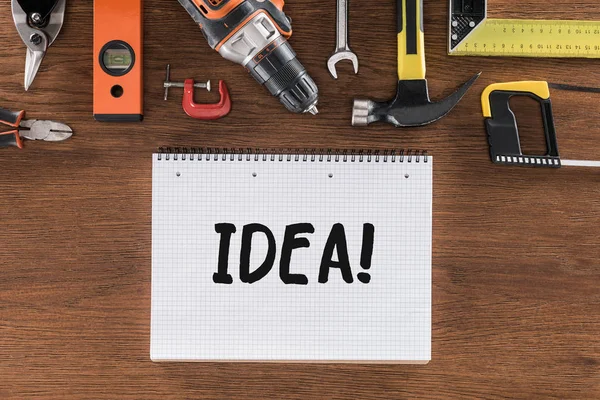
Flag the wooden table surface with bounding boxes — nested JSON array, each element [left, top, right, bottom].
[[1, 0, 599, 398]]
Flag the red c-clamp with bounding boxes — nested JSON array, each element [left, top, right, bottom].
[[163, 65, 232, 120], [183, 79, 231, 120]]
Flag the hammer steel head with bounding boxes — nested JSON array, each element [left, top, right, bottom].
[[327, 50, 359, 79], [352, 73, 481, 127]]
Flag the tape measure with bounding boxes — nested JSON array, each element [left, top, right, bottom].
[[449, 0, 600, 58]]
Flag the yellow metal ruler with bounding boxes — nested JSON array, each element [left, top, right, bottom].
[[449, 0, 600, 58]]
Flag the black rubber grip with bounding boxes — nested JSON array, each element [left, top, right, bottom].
[[486, 90, 560, 167], [276, 72, 319, 114], [246, 37, 295, 84], [0, 131, 22, 149], [0, 107, 23, 127], [263, 58, 305, 95]]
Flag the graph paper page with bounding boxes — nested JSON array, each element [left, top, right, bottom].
[[151, 153, 432, 362]]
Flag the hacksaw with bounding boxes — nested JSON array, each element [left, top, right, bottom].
[[481, 81, 600, 168], [449, 0, 600, 58]]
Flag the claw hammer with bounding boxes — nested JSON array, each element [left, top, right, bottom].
[[352, 0, 480, 127]]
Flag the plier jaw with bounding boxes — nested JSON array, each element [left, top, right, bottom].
[[11, 0, 66, 91]]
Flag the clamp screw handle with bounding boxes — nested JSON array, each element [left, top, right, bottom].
[[163, 64, 211, 101]]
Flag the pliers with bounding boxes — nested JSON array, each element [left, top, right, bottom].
[[0, 107, 72, 149], [11, 0, 66, 90]]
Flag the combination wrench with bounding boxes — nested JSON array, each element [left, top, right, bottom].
[[327, 0, 359, 79]]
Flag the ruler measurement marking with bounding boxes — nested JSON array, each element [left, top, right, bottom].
[[453, 19, 600, 57]]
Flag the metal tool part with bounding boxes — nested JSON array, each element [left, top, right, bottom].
[[482, 81, 600, 168], [19, 120, 73, 142], [12, 0, 66, 90], [163, 65, 231, 121], [0, 106, 72, 149], [327, 0, 358, 79], [177, 0, 318, 115], [352, 0, 480, 127], [163, 64, 210, 101]]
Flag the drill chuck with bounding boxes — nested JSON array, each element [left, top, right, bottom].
[[245, 38, 319, 114]]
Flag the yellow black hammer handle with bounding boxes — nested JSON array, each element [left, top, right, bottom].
[[398, 0, 426, 80]]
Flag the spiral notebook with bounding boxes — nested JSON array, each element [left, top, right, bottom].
[[151, 149, 432, 363]]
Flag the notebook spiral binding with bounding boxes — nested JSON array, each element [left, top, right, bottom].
[[157, 148, 428, 163]]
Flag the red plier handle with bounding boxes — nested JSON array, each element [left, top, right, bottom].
[[183, 80, 232, 120], [0, 108, 25, 149]]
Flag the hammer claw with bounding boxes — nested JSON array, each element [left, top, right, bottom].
[[352, 72, 481, 127]]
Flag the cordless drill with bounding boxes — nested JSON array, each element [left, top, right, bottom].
[[178, 0, 319, 115]]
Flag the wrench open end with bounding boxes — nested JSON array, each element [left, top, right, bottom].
[[327, 51, 359, 80], [329, 0, 358, 80]]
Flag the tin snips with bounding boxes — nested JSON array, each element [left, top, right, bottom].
[[11, 0, 66, 91]]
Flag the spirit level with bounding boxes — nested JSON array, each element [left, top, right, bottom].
[[449, 0, 600, 58], [93, 0, 143, 122]]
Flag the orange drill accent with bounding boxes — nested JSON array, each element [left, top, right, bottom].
[[271, 0, 285, 11], [191, 0, 244, 20], [93, 0, 143, 118]]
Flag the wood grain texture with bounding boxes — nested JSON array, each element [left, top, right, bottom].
[[0, 0, 599, 398]]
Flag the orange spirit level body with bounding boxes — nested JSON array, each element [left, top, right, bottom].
[[93, 0, 143, 122]]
